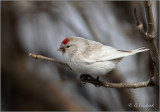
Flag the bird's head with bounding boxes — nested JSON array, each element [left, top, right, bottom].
[[57, 37, 80, 55], [58, 36, 88, 55]]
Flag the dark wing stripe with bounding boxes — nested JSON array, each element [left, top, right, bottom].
[[117, 50, 132, 53]]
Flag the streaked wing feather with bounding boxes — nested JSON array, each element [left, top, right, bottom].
[[83, 46, 132, 63]]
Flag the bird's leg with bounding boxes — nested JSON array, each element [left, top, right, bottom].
[[80, 74, 91, 84], [80, 74, 102, 87]]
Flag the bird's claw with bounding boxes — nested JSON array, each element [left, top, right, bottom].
[[80, 75, 102, 87], [80, 74, 90, 84]]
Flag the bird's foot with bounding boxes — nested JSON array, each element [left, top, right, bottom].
[[80, 74, 90, 84], [80, 74, 102, 87]]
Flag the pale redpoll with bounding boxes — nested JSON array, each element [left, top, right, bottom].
[[58, 36, 149, 76]]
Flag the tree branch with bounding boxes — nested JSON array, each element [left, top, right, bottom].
[[29, 53, 71, 69], [134, 1, 155, 40], [134, 8, 147, 38], [144, 1, 155, 39], [29, 53, 156, 88], [133, 1, 159, 86], [80, 75, 154, 88]]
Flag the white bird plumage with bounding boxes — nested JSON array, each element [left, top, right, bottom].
[[58, 36, 149, 76]]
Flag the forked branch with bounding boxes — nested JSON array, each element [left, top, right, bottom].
[[134, 1, 155, 40], [134, 1, 159, 85]]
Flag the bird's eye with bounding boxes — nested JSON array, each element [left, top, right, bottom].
[[66, 46, 70, 48]]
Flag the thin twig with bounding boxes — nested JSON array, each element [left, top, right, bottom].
[[144, 1, 155, 39], [29, 53, 71, 69], [134, 8, 147, 38], [29, 53, 155, 88]]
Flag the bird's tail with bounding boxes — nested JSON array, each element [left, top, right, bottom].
[[105, 47, 149, 61], [131, 47, 150, 54]]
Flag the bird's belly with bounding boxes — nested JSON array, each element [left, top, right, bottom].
[[86, 61, 116, 76], [68, 60, 116, 76]]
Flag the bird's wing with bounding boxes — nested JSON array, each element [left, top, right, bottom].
[[81, 40, 149, 64], [96, 46, 131, 61], [98, 47, 149, 61], [81, 40, 127, 63], [82, 45, 133, 63]]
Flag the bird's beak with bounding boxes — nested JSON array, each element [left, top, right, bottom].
[[57, 48, 64, 52]]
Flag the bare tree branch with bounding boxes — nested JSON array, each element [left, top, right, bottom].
[[80, 75, 154, 88], [29, 53, 71, 69], [134, 8, 147, 38], [144, 1, 155, 39], [133, 1, 159, 86], [134, 1, 155, 40], [29, 53, 156, 88]]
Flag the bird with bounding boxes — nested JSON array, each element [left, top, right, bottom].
[[57, 36, 149, 77]]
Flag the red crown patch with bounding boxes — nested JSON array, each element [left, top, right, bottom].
[[62, 38, 69, 45]]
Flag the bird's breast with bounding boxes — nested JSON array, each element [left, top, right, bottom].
[[64, 52, 87, 73]]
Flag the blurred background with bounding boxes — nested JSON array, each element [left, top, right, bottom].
[[1, 1, 159, 111]]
